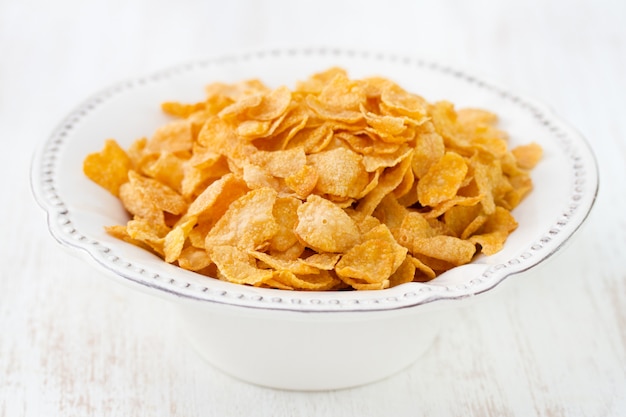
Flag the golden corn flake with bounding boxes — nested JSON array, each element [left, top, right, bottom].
[[177, 246, 212, 271], [269, 196, 301, 252], [335, 239, 401, 286], [285, 164, 318, 198], [127, 170, 187, 216], [205, 187, 278, 251], [210, 245, 274, 286], [164, 216, 196, 263], [83, 139, 132, 196], [268, 270, 342, 291], [512, 142, 543, 170], [307, 147, 369, 199], [146, 119, 193, 154], [84, 68, 541, 290], [294, 194, 360, 253], [418, 152, 468, 207]]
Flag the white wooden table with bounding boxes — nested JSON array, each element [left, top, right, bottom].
[[2, 0, 625, 415]]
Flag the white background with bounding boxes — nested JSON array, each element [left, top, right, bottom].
[[2, 0, 625, 415]]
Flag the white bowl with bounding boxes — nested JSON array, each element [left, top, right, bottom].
[[31, 48, 598, 391]]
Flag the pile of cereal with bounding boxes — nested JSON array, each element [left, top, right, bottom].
[[83, 67, 541, 290]]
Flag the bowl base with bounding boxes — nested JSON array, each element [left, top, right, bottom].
[[174, 301, 445, 391]]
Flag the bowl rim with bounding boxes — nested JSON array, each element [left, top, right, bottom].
[[31, 47, 599, 313]]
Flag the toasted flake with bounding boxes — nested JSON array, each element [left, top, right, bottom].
[[83, 139, 131, 196], [295, 195, 360, 253], [205, 188, 279, 251]]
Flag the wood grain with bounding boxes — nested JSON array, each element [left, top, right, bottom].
[[1, 0, 625, 415]]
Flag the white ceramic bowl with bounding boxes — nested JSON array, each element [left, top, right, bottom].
[[31, 48, 598, 391]]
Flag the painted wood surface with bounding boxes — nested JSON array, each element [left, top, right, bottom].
[[1, 0, 625, 415]]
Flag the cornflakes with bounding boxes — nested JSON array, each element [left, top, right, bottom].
[[83, 68, 541, 290]]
